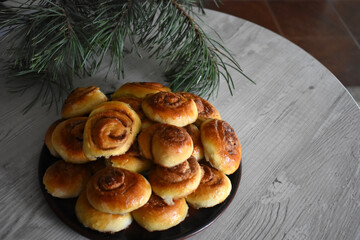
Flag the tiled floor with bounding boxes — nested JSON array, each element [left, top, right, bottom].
[[205, 0, 360, 92]]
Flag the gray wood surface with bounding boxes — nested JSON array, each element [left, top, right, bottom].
[[1, 9, 360, 240]]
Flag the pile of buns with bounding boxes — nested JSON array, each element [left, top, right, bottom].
[[43, 82, 241, 233]]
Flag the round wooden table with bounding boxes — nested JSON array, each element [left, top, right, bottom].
[[1, 9, 359, 240]]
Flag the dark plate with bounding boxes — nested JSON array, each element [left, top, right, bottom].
[[39, 146, 242, 240]]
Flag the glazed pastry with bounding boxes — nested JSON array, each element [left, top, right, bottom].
[[186, 164, 232, 209], [83, 101, 141, 160], [105, 142, 152, 173], [111, 82, 171, 99], [142, 92, 198, 127], [152, 124, 193, 167], [43, 160, 91, 198], [112, 96, 154, 129], [86, 167, 151, 214], [178, 92, 221, 126], [137, 123, 163, 160], [45, 119, 62, 158], [51, 117, 89, 164], [201, 119, 241, 175], [75, 190, 132, 233], [132, 194, 188, 232], [184, 124, 204, 161], [148, 157, 202, 204], [61, 86, 108, 119]]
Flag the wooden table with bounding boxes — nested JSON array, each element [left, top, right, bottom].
[[1, 9, 360, 240]]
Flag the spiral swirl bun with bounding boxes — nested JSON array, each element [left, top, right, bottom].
[[132, 194, 188, 232], [111, 82, 171, 99], [184, 124, 204, 161], [83, 101, 141, 160], [142, 92, 198, 127], [137, 123, 163, 160], [45, 119, 62, 158], [186, 164, 232, 209], [200, 119, 241, 175], [148, 157, 202, 202], [86, 167, 151, 214], [61, 86, 108, 119], [52, 117, 89, 164]]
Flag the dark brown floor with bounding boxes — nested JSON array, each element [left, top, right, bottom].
[[205, 0, 360, 86]]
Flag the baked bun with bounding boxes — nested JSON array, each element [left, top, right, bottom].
[[112, 96, 154, 129], [105, 142, 152, 173], [45, 119, 62, 158], [137, 123, 163, 160], [184, 124, 204, 161], [186, 164, 232, 208], [152, 124, 193, 167], [83, 101, 141, 160], [142, 92, 198, 127], [43, 160, 91, 198], [132, 194, 188, 232], [200, 119, 241, 175], [111, 82, 171, 99], [148, 157, 202, 204], [52, 117, 89, 164], [61, 86, 108, 119], [86, 167, 151, 214], [179, 92, 221, 126], [75, 190, 132, 233]]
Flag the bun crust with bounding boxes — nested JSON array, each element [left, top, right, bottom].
[[111, 82, 171, 99], [43, 160, 91, 198], [86, 167, 151, 214], [142, 92, 198, 127], [45, 119, 62, 158], [132, 194, 188, 232], [184, 124, 204, 161], [186, 164, 232, 208], [201, 119, 241, 175], [61, 86, 107, 119], [137, 123, 163, 160], [52, 117, 89, 164], [75, 190, 132, 233]]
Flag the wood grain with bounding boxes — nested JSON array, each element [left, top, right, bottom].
[[0, 9, 360, 240]]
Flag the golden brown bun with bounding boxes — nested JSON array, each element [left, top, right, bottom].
[[200, 119, 241, 175], [75, 190, 132, 233], [52, 117, 89, 164], [111, 82, 171, 99], [184, 124, 204, 161], [142, 92, 198, 127], [112, 96, 154, 129], [186, 164, 232, 208], [132, 194, 188, 232], [137, 123, 163, 160], [43, 160, 91, 198], [105, 142, 152, 173], [178, 92, 221, 126], [45, 120, 62, 158], [148, 157, 202, 203], [83, 101, 141, 160], [152, 124, 193, 167], [61, 86, 108, 119], [86, 167, 152, 214]]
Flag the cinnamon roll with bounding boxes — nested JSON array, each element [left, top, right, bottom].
[[75, 190, 132, 233], [61, 86, 108, 119], [148, 157, 202, 204], [152, 124, 193, 167], [178, 92, 221, 126], [201, 119, 241, 175], [86, 167, 152, 214], [105, 142, 152, 173], [184, 124, 204, 161], [132, 194, 188, 232], [45, 119, 62, 158], [43, 160, 91, 198], [112, 96, 154, 129], [186, 164, 232, 209], [142, 92, 198, 127], [51, 117, 89, 164], [111, 82, 171, 99], [83, 101, 141, 160], [137, 123, 163, 160]]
